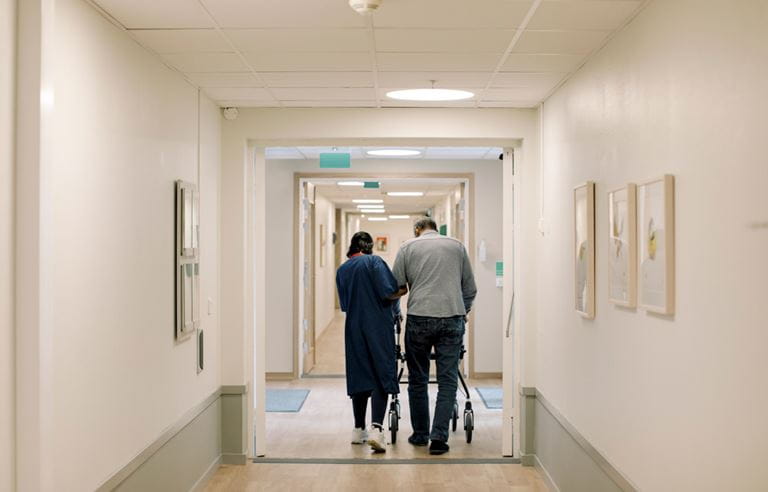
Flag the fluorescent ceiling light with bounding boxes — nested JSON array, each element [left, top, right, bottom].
[[367, 217, 388, 221], [389, 215, 410, 219], [353, 199, 383, 204], [366, 149, 422, 157], [337, 181, 364, 186], [363, 209, 385, 214], [387, 191, 424, 197], [357, 204, 384, 209], [386, 88, 474, 102]]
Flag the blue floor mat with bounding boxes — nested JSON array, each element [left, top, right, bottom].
[[475, 387, 503, 410], [266, 389, 310, 412]]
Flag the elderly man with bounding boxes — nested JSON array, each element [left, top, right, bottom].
[[392, 217, 477, 455]]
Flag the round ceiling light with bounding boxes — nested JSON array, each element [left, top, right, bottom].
[[366, 149, 422, 157], [386, 88, 475, 102]]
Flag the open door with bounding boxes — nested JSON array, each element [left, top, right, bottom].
[[302, 182, 317, 374]]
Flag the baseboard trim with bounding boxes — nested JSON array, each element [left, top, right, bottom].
[[266, 372, 295, 380], [534, 454, 561, 492], [222, 453, 248, 465], [97, 385, 248, 491], [471, 372, 502, 379], [96, 389, 221, 491], [190, 456, 222, 492], [535, 390, 637, 491]]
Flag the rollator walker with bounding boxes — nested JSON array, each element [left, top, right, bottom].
[[387, 315, 475, 444]]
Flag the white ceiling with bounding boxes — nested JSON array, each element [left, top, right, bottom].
[[91, 0, 645, 108], [312, 177, 463, 214], [267, 146, 502, 160]]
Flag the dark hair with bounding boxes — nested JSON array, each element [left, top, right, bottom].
[[414, 217, 437, 232], [347, 231, 374, 258]]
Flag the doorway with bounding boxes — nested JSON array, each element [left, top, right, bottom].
[[255, 144, 518, 460]]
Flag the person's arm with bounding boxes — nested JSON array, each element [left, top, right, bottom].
[[371, 256, 400, 302], [460, 245, 477, 313], [336, 269, 349, 313], [391, 246, 409, 298]]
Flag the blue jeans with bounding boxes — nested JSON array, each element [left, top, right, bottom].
[[405, 315, 465, 442]]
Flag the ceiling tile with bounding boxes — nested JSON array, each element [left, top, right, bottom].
[[260, 72, 374, 88], [93, 0, 214, 28], [129, 29, 230, 53], [491, 72, 565, 88], [478, 101, 540, 108], [502, 53, 583, 72], [375, 29, 514, 53], [266, 148, 305, 159], [216, 100, 281, 107], [529, 1, 642, 30], [513, 30, 610, 54], [244, 52, 372, 71], [280, 101, 377, 107], [226, 29, 371, 53], [163, 53, 247, 72], [203, 87, 273, 101], [202, 0, 367, 28], [373, 0, 534, 28], [185, 72, 262, 88], [481, 87, 552, 101], [272, 88, 376, 101], [377, 72, 491, 88], [378, 53, 500, 71]]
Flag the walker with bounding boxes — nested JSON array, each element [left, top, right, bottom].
[[388, 315, 475, 444]]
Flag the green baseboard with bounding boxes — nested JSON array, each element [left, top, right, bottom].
[[97, 386, 247, 491]]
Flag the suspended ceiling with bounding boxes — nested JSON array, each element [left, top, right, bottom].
[[267, 146, 502, 160], [90, 0, 646, 109], [312, 177, 463, 214]]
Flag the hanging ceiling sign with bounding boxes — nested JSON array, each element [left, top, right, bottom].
[[319, 153, 351, 168]]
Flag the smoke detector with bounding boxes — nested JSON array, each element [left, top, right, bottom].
[[349, 0, 382, 15], [222, 107, 239, 121]]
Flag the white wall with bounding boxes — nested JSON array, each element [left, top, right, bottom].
[[265, 159, 503, 375], [313, 193, 336, 340], [46, 0, 221, 489], [356, 216, 414, 268], [537, 1, 768, 490], [1, 0, 16, 489]]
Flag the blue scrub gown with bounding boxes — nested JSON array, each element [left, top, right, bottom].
[[336, 254, 400, 397]]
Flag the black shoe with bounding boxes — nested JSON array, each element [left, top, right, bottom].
[[429, 440, 449, 455], [408, 434, 429, 446]]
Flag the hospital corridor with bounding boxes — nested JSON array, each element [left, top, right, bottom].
[[1, 0, 767, 491]]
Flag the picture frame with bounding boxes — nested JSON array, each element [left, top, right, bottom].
[[574, 182, 596, 319], [637, 175, 675, 315], [608, 184, 637, 307], [375, 236, 389, 252]]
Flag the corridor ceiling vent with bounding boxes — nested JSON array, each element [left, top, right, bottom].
[[349, 0, 382, 15], [386, 88, 474, 102], [366, 149, 422, 157]]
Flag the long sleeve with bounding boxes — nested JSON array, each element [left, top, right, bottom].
[[336, 269, 348, 312], [460, 246, 477, 312]]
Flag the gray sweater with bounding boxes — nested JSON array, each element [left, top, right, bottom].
[[392, 231, 477, 318]]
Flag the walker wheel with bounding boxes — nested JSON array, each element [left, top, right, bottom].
[[464, 409, 474, 443], [388, 408, 398, 444]]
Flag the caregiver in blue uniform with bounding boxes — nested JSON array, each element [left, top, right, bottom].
[[336, 231, 401, 453]]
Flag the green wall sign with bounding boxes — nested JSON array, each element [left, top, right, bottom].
[[319, 153, 351, 168]]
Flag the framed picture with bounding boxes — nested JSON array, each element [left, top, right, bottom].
[[638, 175, 675, 315], [608, 184, 637, 307], [375, 236, 388, 252], [574, 182, 596, 319]]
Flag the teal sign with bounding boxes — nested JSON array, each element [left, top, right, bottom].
[[319, 153, 351, 168], [495, 261, 504, 277], [364, 181, 380, 189]]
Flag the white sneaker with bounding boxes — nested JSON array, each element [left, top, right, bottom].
[[367, 425, 387, 453], [351, 427, 368, 444]]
